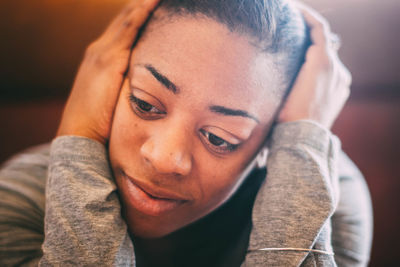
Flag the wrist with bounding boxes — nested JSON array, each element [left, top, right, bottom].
[[57, 123, 107, 145], [270, 120, 333, 155]]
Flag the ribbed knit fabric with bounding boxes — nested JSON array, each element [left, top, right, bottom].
[[0, 121, 373, 266]]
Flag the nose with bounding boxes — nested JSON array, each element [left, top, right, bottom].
[[140, 126, 193, 176]]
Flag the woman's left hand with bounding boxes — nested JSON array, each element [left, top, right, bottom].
[[57, 0, 160, 145], [277, 4, 352, 129]]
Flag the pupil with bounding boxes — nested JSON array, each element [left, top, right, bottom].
[[209, 133, 224, 146], [139, 100, 152, 111]]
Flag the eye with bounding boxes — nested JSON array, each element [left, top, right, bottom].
[[199, 129, 240, 154], [129, 93, 166, 119]]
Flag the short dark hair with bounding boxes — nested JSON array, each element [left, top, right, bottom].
[[149, 0, 310, 98]]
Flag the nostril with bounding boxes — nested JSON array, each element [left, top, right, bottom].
[[140, 140, 192, 176], [140, 132, 193, 176], [175, 155, 192, 176], [140, 140, 154, 164], [142, 155, 151, 165]]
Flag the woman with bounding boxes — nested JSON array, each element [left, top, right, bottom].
[[0, 0, 372, 266]]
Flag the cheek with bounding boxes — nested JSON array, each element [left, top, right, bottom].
[[109, 84, 144, 168], [193, 152, 252, 211], [194, 129, 267, 210]]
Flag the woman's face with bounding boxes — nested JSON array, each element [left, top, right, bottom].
[[109, 14, 285, 238]]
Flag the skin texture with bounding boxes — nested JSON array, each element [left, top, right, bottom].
[[109, 16, 283, 238], [278, 4, 351, 128], [57, 0, 162, 144], [57, 0, 351, 238]]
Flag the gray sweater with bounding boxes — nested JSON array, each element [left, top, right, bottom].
[[0, 121, 373, 266]]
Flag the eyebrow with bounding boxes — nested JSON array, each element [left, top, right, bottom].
[[134, 64, 258, 123], [142, 64, 179, 94], [210, 105, 260, 123]]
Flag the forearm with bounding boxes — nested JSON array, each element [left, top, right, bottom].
[[244, 121, 340, 266], [0, 145, 48, 266], [40, 136, 134, 266], [331, 152, 373, 266]]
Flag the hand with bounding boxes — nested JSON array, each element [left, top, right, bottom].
[[57, 0, 160, 145], [277, 4, 352, 129]]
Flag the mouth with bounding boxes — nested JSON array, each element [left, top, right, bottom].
[[122, 172, 189, 216]]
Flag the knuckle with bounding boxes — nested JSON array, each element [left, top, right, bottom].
[[313, 47, 333, 69], [93, 54, 108, 67], [85, 42, 108, 67], [84, 41, 128, 69], [338, 63, 352, 86], [85, 41, 102, 59]]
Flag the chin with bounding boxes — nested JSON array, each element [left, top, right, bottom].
[[113, 170, 188, 238]]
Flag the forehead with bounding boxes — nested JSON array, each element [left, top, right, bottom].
[[131, 14, 285, 121]]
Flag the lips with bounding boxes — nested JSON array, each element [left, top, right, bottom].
[[122, 172, 189, 216], [130, 175, 188, 201]]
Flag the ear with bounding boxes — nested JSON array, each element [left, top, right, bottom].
[[255, 147, 269, 168]]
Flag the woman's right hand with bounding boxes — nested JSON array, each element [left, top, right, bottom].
[[277, 4, 352, 130], [57, 0, 160, 145]]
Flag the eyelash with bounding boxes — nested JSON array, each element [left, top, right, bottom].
[[128, 93, 240, 154], [129, 93, 165, 119], [199, 129, 240, 154]]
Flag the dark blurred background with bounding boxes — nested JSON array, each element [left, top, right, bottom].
[[0, 0, 399, 266]]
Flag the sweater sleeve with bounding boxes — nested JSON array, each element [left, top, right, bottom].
[[0, 144, 49, 267], [243, 120, 373, 267], [331, 151, 373, 266], [39, 136, 135, 266], [243, 120, 341, 266]]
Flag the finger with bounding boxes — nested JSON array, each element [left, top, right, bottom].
[[102, 0, 160, 48], [334, 57, 351, 87], [103, 0, 142, 36], [296, 3, 331, 47], [113, 0, 161, 48], [295, 2, 331, 32], [303, 9, 328, 47]]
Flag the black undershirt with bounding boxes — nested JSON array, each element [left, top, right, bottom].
[[132, 167, 267, 267]]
